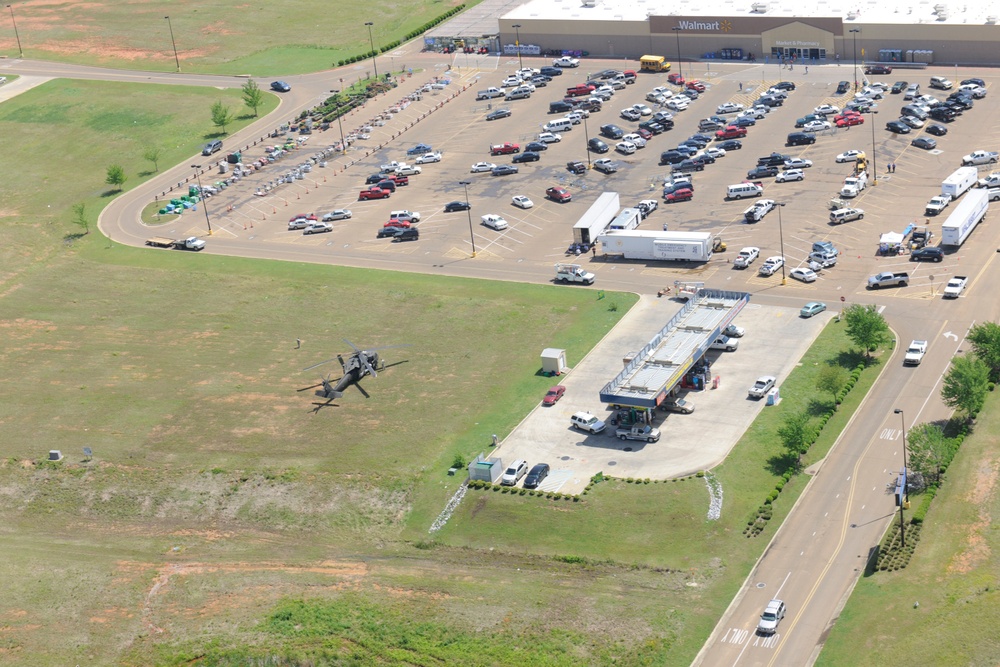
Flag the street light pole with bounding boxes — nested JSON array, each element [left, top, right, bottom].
[[672, 27, 682, 81], [894, 408, 909, 546], [850, 29, 860, 92], [776, 202, 787, 284], [459, 180, 476, 257], [512, 24, 523, 71], [869, 109, 878, 185], [164, 16, 180, 72], [190, 164, 213, 235], [365, 22, 379, 80], [7, 4, 23, 58]]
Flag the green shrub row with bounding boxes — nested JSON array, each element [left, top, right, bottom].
[[335, 5, 467, 68], [836, 363, 867, 404], [466, 479, 579, 501], [875, 521, 923, 571], [744, 362, 868, 538]]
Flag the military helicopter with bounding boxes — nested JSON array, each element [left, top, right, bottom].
[[300, 339, 410, 405]]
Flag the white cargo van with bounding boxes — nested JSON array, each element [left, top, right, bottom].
[[727, 182, 764, 200]]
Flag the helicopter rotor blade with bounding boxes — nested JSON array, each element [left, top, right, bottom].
[[302, 357, 338, 372]]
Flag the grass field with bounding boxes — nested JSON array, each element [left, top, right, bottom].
[[816, 390, 1000, 666], [0, 0, 472, 75]]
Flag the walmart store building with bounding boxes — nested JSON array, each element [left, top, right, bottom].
[[499, 0, 1000, 66]]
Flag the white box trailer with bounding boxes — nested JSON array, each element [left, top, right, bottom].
[[942, 166, 978, 199], [941, 188, 988, 246], [598, 230, 713, 262], [608, 207, 642, 232], [572, 192, 620, 245]]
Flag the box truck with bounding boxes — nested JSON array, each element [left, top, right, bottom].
[[597, 230, 713, 262], [941, 188, 988, 247], [942, 166, 978, 199]]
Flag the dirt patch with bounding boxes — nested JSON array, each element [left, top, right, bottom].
[[948, 456, 998, 574]]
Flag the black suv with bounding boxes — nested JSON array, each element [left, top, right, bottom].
[[659, 150, 687, 165], [588, 138, 609, 153], [747, 165, 779, 179], [549, 101, 574, 114], [891, 81, 908, 94], [677, 158, 705, 172], [910, 246, 944, 262], [836, 81, 851, 94], [539, 66, 563, 77], [773, 81, 796, 91], [717, 139, 742, 151], [929, 108, 956, 122], [786, 132, 817, 146]]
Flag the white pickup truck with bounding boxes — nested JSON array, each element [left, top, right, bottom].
[[943, 276, 968, 298], [904, 340, 928, 365], [733, 246, 760, 269], [555, 263, 596, 285], [867, 271, 909, 289], [476, 87, 506, 100], [925, 194, 953, 216], [962, 150, 999, 166]]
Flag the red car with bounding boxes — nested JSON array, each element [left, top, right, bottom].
[[686, 80, 706, 92], [542, 385, 566, 406], [715, 126, 747, 140], [835, 114, 864, 127], [289, 213, 318, 222], [566, 84, 595, 97], [664, 188, 693, 203], [546, 186, 572, 202], [668, 73, 685, 85], [358, 187, 390, 200], [636, 127, 653, 140], [384, 219, 411, 228]]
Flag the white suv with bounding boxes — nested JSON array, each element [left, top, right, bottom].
[[571, 412, 607, 433], [757, 599, 786, 634]]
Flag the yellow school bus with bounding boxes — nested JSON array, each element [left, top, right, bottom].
[[640, 55, 671, 72]]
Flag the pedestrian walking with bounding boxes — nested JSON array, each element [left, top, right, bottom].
[[893, 163, 897, 173], [739, 82, 743, 91], [805, 66, 808, 74], [592, 246, 596, 258]]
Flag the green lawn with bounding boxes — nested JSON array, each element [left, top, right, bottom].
[[0, 0, 474, 75], [816, 390, 1000, 666]]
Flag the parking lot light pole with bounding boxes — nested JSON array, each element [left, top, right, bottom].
[[512, 24, 523, 71], [894, 408, 909, 546], [850, 29, 860, 92], [776, 202, 787, 284], [8, 4, 23, 58], [672, 27, 682, 81], [365, 22, 379, 80], [869, 109, 878, 185], [164, 16, 180, 72], [191, 164, 213, 235], [582, 115, 592, 169], [459, 180, 476, 257]]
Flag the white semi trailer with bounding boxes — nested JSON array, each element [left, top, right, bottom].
[[597, 230, 713, 262], [941, 188, 988, 247]]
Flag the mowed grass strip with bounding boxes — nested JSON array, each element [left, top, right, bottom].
[[0, 0, 475, 75], [816, 389, 1000, 667]]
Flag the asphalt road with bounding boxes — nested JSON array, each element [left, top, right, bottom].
[[4, 50, 999, 665]]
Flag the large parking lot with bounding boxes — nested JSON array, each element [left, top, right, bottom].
[[186, 57, 997, 300]]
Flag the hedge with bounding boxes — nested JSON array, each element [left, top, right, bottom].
[[337, 5, 468, 67]]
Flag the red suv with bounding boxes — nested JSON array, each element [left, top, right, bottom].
[[664, 188, 693, 203], [668, 73, 685, 85], [546, 186, 572, 202], [715, 126, 747, 140], [686, 80, 706, 92]]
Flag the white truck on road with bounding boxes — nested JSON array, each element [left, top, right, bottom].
[[904, 340, 928, 365], [943, 276, 968, 298], [555, 263, 596, 285]]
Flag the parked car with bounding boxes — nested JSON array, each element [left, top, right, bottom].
[[588, 138, 609, 153], [303, 221, 333, 235], [926, 123, 948, 136], [593, 159, 619, 174], [470, 161, 496, 173], [486, 108, 512, 121], [321, 209, 352, 222], [886, 120, 910, 134], [546, 186, 572, 202], [481, 214, 509, 230], [444, 200, 471, 212], [512, 195, 534, 209], [512, 152, 540, 163], [542, 385, 566, 406], [523, 463, 550, 489], [776, 169, 805, 183], [912, 136, 937, 150], [747, 165, 779, 179], [492, 164, 519, 176], [790, 267, 818, 283]]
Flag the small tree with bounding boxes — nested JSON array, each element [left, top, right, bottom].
[[778, 412, 815, 460], [242, 79, 264, 117], [967, 322, 1000, 382], [143, 146, 163, 173], [210, 100, 235, 134], [843, 303, 891, 361], [906, 423, 952, 485], [815, 364, 848, 408], [105, 164, 127, 191], [941, 355, 990, 420], [70, 202, 89, 235]]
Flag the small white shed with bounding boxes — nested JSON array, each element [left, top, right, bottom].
[[541, 348, 567, 376]]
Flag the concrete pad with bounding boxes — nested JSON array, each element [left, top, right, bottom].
[[492, 296, 835, 494], [0, 75, 53, 103]]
